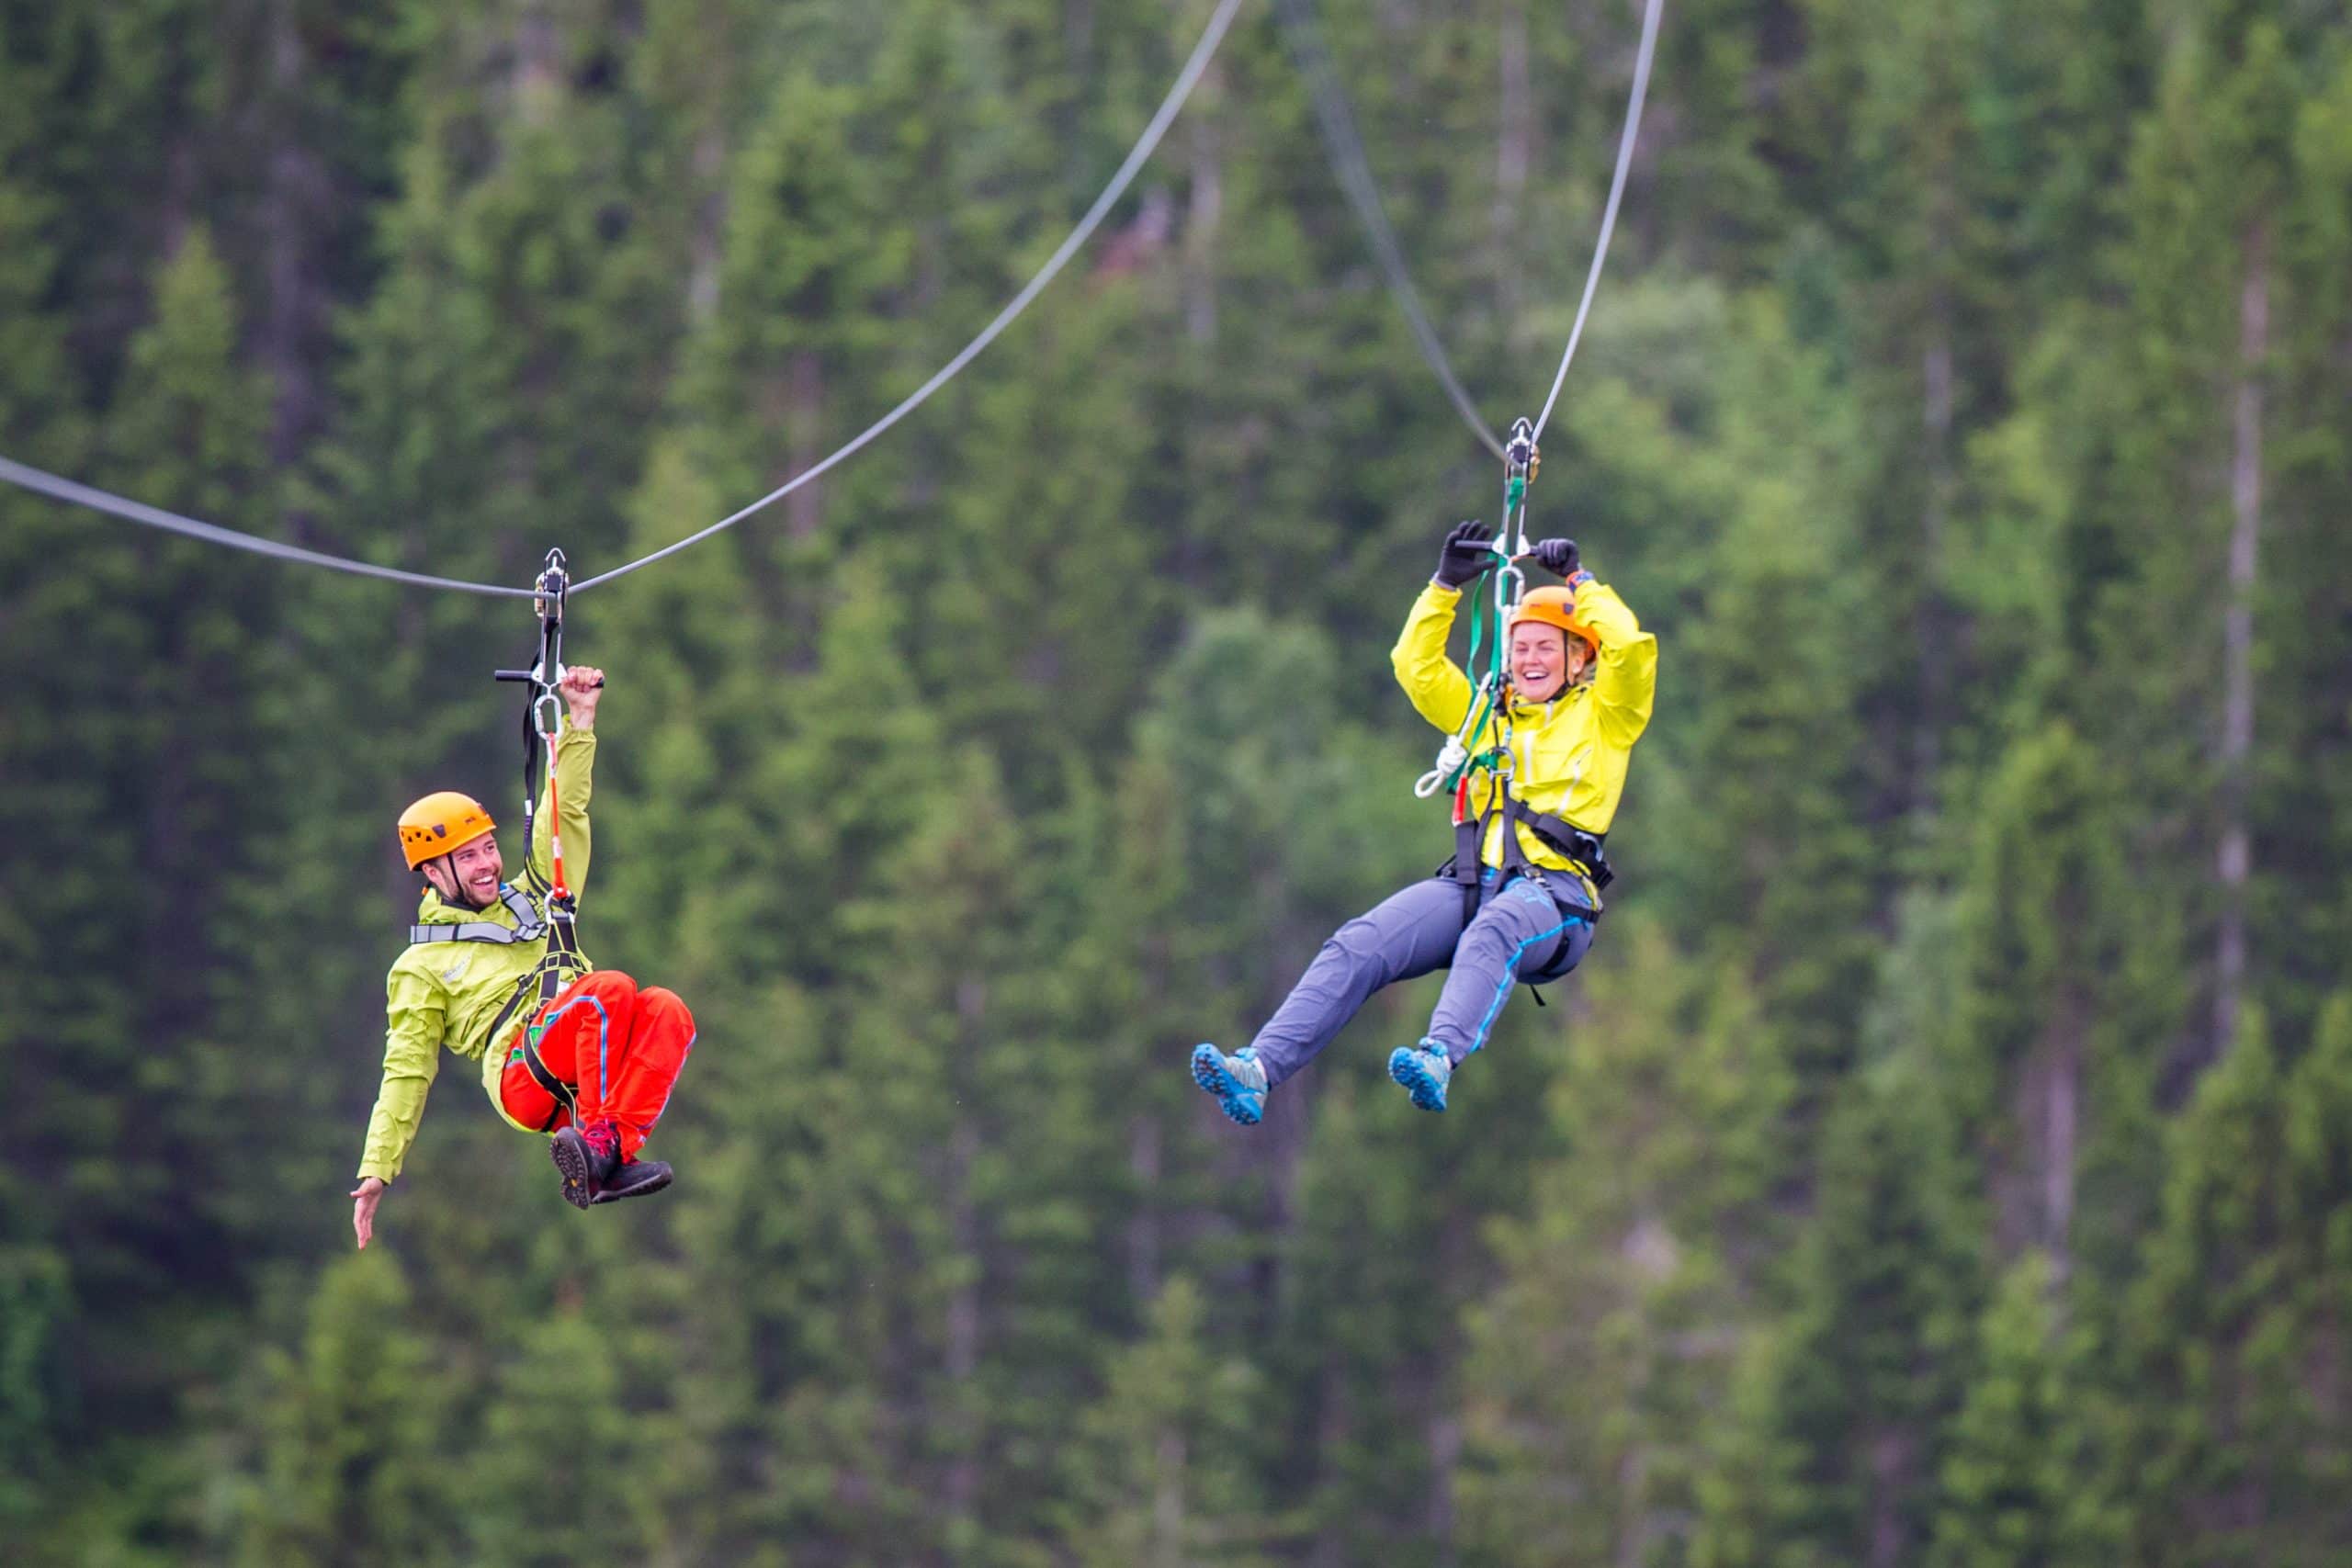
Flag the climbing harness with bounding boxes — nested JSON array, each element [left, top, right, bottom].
[[406, 884, 549, 947], [400, 550, 592, 1128], [1412, 422, 1614, 927]]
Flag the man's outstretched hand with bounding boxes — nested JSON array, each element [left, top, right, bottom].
[[351, 1177, 387, 1249], [560, 665, 605, 731]]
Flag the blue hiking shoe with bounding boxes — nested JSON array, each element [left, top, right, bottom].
[[1191, 1043, 1268, 1126], [1387, 1040, 1453, 1112]]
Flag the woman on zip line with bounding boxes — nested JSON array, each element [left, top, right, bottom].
[[1191, 517, 1656, 1118]]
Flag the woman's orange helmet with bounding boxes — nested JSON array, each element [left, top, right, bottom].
[[398, 792, 497, 869], [1506, 586, 1599, 655]]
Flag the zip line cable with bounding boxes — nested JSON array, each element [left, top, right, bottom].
[[567, 0, 1249, 594], [8, 0, 1642, 595], [1273, 0, 1504, 460], [0, 0, 1250, 600], [0, 455, 538, 598], [1532, 0, 1662, 441], [1278, 0, 1665, 452]]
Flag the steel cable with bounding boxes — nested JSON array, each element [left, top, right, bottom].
[[1277, 0, 1666, 452], [0, 455, 538, 597], [568, 0, 1250, 594], [0, 0, 1250, 601], [1274, 0, 1505, 459], [1532, 0, 1664, 441]]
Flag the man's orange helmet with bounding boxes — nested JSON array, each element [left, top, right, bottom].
[[398, 792, 496, 869], [1507, 586, 1599, 655]]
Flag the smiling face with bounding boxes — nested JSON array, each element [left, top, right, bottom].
[[1510, 623, 1589, 703], [421, 833, 504, 911]]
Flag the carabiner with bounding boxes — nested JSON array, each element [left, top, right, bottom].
[[1504, 417, 1537, 475], [536, 548, 570, 619]]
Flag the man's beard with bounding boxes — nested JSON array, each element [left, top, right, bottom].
[[435, 862, 497, 911]]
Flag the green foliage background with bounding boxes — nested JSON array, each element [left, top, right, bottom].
[[3, 1, 2349, 1562]]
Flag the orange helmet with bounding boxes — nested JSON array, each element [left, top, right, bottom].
[[1507, 586, 1599, 655], [397, 791, 496, 870]]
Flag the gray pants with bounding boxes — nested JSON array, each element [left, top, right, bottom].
[[1249, 868, 1596, 1089]]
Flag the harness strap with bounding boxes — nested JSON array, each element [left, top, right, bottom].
[[1441, 786, 1612, 923], [519, 1032, 576, 1133], [1500, 796, 1614, 891], [406, 919, 536, 945], [1452, 812, 1487, 924], [405, 885, 548, 946], [480, 950, 578, 1049]]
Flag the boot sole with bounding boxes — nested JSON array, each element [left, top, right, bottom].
[[1190, 1044, 1263, 1126], [1388, 1049, 1449, 1112], [590, 1162, 673, 1204], [549, 1127, 598, 1210]]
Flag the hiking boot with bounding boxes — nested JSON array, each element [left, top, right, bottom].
[[1190, 1043, 1268, 1126], [550, 1122, 622, 1209], [590, 1156, 674, 1204], [1387, 1039, 1453, 1112]]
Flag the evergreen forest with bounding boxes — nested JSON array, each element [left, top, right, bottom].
[[4, 0, 2351, 1562]]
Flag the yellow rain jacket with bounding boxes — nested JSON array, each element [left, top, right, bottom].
[[1391, 575, 1657, 893], [356, 727, 596, 1181]]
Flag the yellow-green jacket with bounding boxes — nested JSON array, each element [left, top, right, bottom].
[[356, 727, 596, 1181], [1391, 575, 1657, 889]]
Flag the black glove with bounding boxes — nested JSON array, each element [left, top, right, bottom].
[[1531, 537, 1580, 577], [1434, 521, 1497, 588]]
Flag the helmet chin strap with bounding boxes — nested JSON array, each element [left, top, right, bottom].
[[424, 853, 499, 911]]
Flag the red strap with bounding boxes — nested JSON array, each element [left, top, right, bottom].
[[542, 735, 571, 900]]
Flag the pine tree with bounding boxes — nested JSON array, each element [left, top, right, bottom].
[[1926, 1253, 2114, 1568], [2101, 998, 2352, 1567], [463, 1305, 655, 1566], [1459, 919, 1790, 1567], [1060, 1275, 1272, 1567], [1692, 1075, 1982, 1568], [0, 1246, 70, 1530], [238, 1252, 461, 1566], [1936, 723, 2175, 1280]]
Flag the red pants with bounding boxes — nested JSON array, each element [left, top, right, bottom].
[[499, 971, 695, 1158]]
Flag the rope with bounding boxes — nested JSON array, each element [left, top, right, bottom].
[[1273, 0, 1504, 460], [1532, 0, 1665, 442], [1276, 0, 1666, 451], [1, 0, 1248, 602], [568, 0, 1250, 595], [0, 455, 537, 598]]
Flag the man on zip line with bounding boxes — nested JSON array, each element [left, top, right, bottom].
[[1191, 520, 1656, 1118], [351, 664, 697, 1247]]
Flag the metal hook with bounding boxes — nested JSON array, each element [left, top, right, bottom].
[[1496, 559, 1527, 611], [534, 551, 568, 625], [1505, 416, 1537, 474]]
